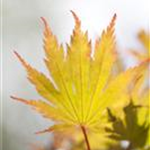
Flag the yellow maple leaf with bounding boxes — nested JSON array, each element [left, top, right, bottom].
[[11, 12, 149, 150], [106, 85, 149, 149], [130, 30, 150, 61]]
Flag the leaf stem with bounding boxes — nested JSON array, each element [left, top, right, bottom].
[[81, 126, 91, 150]]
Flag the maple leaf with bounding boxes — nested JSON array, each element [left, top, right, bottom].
[[11, 12, 149, 150], [106, 101, 149, 149], [130, 30, 150, 61], [106, 77, 149, 150]]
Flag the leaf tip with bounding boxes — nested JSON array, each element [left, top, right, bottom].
[[41, 17, 48, 29], [10, 95, 16, 100], [108, 13, 117, 31], [13, 51, 29, 68], [70, 10, 81, 28], [113, 13, 117, 20], [10, 96, 29, 105], [35, 128, 52, 135]]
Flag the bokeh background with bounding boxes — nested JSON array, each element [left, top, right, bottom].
[[2, 0, 149, 150]]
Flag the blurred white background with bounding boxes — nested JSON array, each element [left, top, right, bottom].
[[2, 0, 149, 150]]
